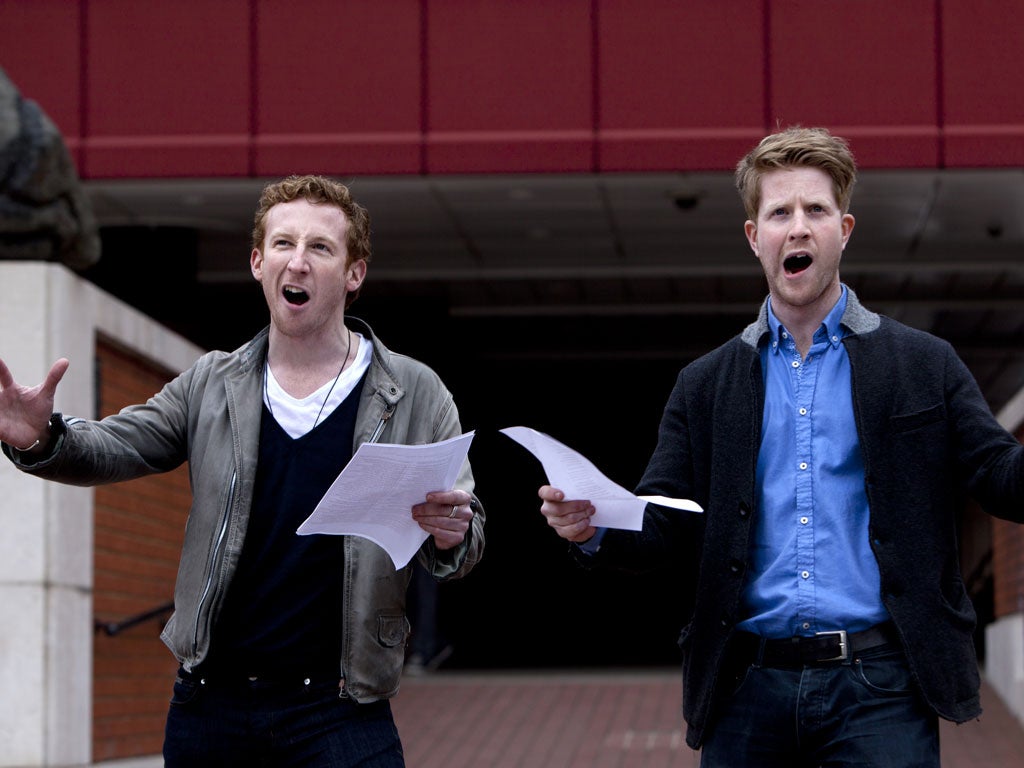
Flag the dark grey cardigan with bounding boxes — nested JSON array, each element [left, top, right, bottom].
[[581, 289, 1024, 749]]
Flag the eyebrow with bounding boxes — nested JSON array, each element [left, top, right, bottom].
[[762, 196, 834, 212], [267, 228, 342, 248]]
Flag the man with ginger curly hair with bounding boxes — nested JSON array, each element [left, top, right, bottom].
[[1, 174, 485, 767]]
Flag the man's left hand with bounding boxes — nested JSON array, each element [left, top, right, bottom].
[[412, 491, 476, 550]]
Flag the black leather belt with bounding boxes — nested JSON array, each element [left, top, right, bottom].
[[733, 622, 898, 666], [182, 664, 341, 690]]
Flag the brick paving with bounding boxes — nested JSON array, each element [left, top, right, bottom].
[[391, 669, 1024, 767]]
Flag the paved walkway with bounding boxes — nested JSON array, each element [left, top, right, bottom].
[[390, 669, 1024, 767], [85, 668, 1024, 767]]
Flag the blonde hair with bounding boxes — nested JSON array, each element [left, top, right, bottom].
[[735, 127, 857, 220]]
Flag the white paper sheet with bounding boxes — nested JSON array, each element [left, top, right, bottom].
[[296, 431, 475, 569], [500, 426, 702, 530]]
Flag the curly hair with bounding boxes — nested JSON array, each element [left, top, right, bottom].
[[735, 127, 857, 221], [251, 175, 372, 307], [252, 175, 372, 262]]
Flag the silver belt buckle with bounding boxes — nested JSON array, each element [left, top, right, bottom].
[[815, 629, 849, 661]]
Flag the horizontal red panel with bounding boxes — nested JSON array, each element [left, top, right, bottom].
[[942, 0, 1024, 167], [255, 0, 421, 135], [596, 0, 764, 171], [86, 0, 250, 136], [82, 135, 250, 178], [0, 0, 83, 145], [943, 126, 1024, 168], [427, 1, 592, 130], [943, 0, 1024, 124], [820, 125, 942, 169], [769, 1, 937, 133], [7, 1, 1024, 178], [598, 128, 766, 172], [425, 131, 593, 173], [253, 133, 422, 176], [426, 1, 593, 172], [598, 0, 764, 130]]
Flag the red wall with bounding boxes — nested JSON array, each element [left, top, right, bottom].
[[2, 0, 1023, 178]]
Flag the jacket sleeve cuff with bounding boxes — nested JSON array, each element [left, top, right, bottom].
[[2, 413, 67, 467]]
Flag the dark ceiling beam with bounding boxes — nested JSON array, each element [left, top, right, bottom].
[[452, 298, 1024, 318], [196, 257, 1023, 285]]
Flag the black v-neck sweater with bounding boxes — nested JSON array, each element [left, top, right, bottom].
[[205, 376, 365, 679]]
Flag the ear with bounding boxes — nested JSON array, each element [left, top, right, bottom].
[[744, 220, 759, 257], [346, 258, 367, 292], [840, 214, 855, 249], [250, 248, 263, 281]]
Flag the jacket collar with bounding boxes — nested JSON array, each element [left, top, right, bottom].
[[238, 327, 269, 375], [346, 316, 405, 407], [234, 318, 404, 401], [741, 284, 880, 349]]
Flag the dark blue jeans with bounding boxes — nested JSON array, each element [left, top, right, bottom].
[[700, 645, 940, 767], [163, 669, 405, 767]]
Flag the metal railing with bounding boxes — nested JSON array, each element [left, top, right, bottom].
[[94, 601, 174, 636]]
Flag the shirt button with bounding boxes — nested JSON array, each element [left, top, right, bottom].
[[792, 360, 800, 368], [799, 407, 808, 416], [801, 570, 810, 579], [800, 516, 809, 525], [832, 335, 839, 343], [802, 622, 811, 630], [799, 462, 808, 470]]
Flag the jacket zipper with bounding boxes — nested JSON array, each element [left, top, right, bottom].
[[339, 400, 395, 697], [367, 403, 395, 444], [192, 471, 236, 657]]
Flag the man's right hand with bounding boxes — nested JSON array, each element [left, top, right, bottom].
[[538, 485, 597, 543], [0, 357, 69, 452]]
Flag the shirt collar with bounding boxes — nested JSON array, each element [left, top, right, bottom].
[[766, 285, 849, 354]]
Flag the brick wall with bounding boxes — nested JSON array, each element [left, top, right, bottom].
[[992, 422, 1024, 619], [91, 337, 191, 761]]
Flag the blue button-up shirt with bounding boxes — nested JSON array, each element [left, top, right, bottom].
[[737, 287, 890, 638]]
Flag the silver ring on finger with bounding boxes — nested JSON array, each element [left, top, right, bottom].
[[449, 504, 459, 519]]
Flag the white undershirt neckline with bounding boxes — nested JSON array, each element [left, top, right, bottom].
[[263, 333, 374, 439]]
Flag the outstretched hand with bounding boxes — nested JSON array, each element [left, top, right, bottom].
[[0, 357, 69, 451]]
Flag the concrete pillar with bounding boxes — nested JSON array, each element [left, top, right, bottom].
[[984, 386, 1024, 728], [1, 263, 95, 766], [986, 613, 1024, 727], [0, 262, 202, 766]]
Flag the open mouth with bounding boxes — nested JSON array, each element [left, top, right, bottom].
[[283, 286, 310, 305], [784, 254, 812, 275]]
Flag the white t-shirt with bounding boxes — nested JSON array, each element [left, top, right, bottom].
[[262, 332, 374, 439]]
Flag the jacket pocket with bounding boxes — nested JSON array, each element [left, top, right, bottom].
[[891, 402, 944, 433], [939, 577, 977, 632], [377, 614, 411, 648]]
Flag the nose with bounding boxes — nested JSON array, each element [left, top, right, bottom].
[[788, 211, 811, 240], [287, 245, 311, 272]]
